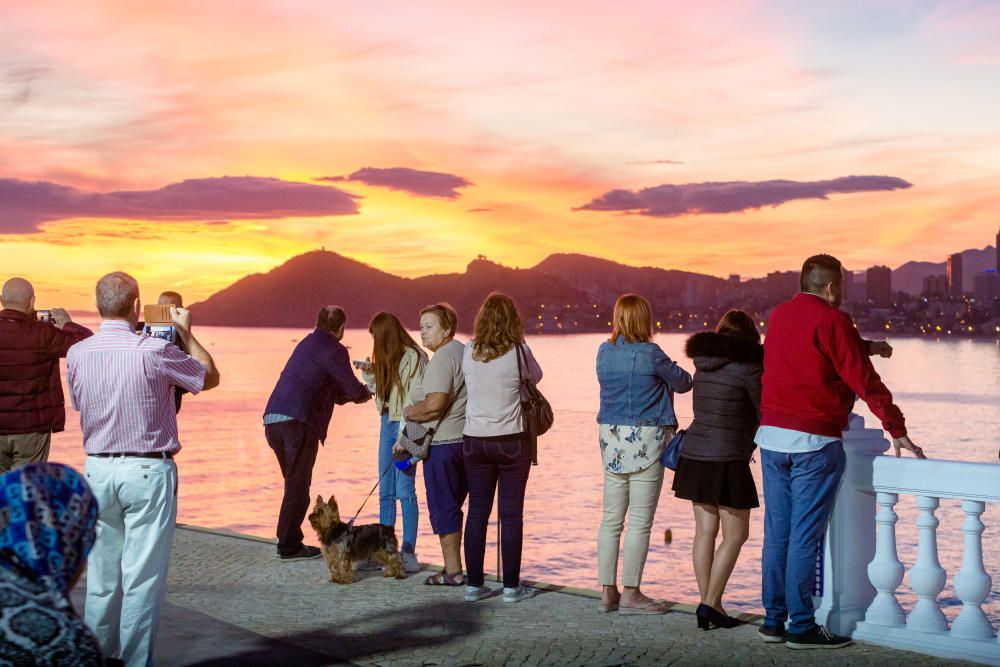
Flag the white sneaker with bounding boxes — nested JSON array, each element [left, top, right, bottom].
[[464, 585, 491, 602], [401, 551, 421, 574], [502, 585, 533, 603]]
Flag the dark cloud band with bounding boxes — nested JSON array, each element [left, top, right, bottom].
[[575, 175, 912, 217], [320, 166, 472, 199], [0, 176, 359, 233]]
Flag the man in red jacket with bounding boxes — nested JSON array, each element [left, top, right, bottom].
[[0, 277, 92, 471], [755, 254, 925, 650]]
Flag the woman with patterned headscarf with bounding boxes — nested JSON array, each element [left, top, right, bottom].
[[0, 462, 104, 665]]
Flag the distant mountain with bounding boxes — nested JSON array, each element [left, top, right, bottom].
[[892, 246, 996, 295], [188, 250, 723, 329], [532, 253, 720, 305]]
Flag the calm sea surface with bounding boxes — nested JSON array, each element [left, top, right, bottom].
[[50, 323, 1000, 621]]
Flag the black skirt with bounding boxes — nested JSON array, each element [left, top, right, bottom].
[[671, 456, 759, 509]]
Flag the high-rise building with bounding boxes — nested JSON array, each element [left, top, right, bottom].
[[995, 226, 999, 276], [866, 265, 892, 307], [842, 269, 856, 305], [767, 271, 800, 304], [947, 253, 964, 298], [974, 271, 999, 303], [922, 275, 948, 298]]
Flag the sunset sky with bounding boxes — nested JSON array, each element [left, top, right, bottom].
[[2, 0, 999, 309]]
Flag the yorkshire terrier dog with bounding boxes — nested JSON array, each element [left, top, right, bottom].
[[307, 495, 406, 584]]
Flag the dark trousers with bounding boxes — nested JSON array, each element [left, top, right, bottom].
[[265, 420, 320, 556], [462, 433, 532, 587]]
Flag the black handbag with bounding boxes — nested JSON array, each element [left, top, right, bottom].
[[515, 343, 553, 465]]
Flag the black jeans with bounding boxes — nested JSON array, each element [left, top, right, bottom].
[[462, 433, 532, 587], [265, 420, 320, 556]]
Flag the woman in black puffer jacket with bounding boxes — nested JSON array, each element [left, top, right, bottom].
[[672, 310, 762, 631]]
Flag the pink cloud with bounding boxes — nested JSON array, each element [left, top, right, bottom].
[[0, 176, 359, 232], [320, 167, 473, 199], [575, 176, 913, 217]]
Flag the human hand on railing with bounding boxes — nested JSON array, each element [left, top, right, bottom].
[[892, 435, 926, 459], [868, 340, 893, 358]]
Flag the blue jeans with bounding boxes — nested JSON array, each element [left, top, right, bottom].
[[378, 413, 418, 551], [463, 434, 533, 588], [761, 441, 846, 634]]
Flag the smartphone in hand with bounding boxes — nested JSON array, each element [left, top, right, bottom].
[[352, 359, 372, 372]]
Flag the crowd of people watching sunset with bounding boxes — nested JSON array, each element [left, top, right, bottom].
[[0, 253, 928, 664]]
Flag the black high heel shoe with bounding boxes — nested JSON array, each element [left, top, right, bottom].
[[696, 603, 740, 630]]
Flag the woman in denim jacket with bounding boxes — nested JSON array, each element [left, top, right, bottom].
[[595, 294, 693, 614]]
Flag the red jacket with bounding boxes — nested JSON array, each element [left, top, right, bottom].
[[761, 293, 906, 439], [0, 309, 93, 435]]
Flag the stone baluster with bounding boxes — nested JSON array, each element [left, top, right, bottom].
[[814, 413, 889, 636], [906, 495, 948, 633], [950, 500, 995, 640], [864, 491, 905, 627]]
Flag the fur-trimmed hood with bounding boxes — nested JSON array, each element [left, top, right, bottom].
[[685, 331, 763, 371]]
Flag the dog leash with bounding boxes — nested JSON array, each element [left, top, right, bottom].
[[346, 460, 395, 531]]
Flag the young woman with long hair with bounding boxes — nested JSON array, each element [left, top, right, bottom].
[[363, 312, 428, 573]]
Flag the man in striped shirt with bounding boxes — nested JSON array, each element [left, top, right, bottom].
[[67, 272, 219, 667]]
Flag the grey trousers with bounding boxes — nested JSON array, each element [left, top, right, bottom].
[[0, 431, 51, 472]]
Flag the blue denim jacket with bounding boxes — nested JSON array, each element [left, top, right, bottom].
[[596, 337, 693, 426]]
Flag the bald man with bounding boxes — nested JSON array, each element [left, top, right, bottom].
[[0, 277, 92, 471]]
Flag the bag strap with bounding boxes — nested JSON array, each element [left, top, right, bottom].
[[425, 377, 465, 437], [515, 342, 532, 389]]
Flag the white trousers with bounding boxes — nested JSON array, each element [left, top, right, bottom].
[[597, 461, 664, 588], [84, 456, 177, 667]]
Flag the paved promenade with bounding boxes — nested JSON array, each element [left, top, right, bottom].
[[121, 526, 971, 666]]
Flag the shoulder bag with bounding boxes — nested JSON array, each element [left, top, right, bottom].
[[394, 379, 463, 462], [660, 428, 685, 471], [515, 343, 554, 465]]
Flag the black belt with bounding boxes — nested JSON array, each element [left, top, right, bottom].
[[90, 452, 174, 459]]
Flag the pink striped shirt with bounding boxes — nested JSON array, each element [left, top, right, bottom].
[[67, 320, 206, 455]]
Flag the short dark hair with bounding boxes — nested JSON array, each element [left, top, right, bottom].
[[96, 272, 139, 318], [158, 291, 183, 307], [800, 254, 843, 294], [419, 303, 458, 338], [316, 306, 346, 333]]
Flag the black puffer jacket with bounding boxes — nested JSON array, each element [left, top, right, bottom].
[[680, 332, 763, 462]]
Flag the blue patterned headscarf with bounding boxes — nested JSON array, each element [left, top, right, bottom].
[[0, 463, 98, 603]]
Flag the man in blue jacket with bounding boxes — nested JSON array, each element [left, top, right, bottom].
[[264, 306, 372, 560]]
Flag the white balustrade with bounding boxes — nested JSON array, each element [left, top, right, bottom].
[[865, 491, 906, 627], [834, 421, 1000, 666], [814, 413, 889, 635], [907, 495, 948, 633], [952, 500, 995, 641]]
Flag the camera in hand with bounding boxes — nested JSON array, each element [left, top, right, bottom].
[[141, 304, 177, 344], [35, 309, 53, 324], [143, 323, 177, 344]]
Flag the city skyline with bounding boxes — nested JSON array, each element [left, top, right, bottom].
[[2, 1, 1000, 309]]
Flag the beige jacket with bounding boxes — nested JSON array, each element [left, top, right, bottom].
[[363, 346, 428, 421]]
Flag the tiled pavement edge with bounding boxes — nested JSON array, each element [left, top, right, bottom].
[[164, 525, 970, 666]]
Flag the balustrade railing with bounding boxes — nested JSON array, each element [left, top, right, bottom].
[[819, 414, 999, 665]]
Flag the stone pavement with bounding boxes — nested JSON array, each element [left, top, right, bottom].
[[147, 525, 968, 666]]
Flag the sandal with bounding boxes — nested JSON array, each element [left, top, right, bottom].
[[423, 571, 466, 586]]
